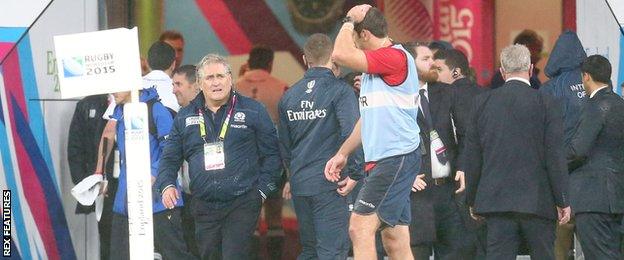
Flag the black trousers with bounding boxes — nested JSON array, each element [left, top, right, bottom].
[[192, 190, 262, 260], [181, 192, 200, 258], [98, 178, 117, 260], [109, 208, 196, 260], [411, 182, 467, 260], [575, 212, 623, 260], [484, 213, 555, 260]]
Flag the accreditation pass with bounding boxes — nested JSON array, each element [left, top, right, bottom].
[[204, 141, 225, 170]]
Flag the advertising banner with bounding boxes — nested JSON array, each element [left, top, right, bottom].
[[434, 0, 494, 86]]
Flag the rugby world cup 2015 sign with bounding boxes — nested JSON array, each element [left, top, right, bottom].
[[53, 27, 142, 98], [55, 27, 153, 258]]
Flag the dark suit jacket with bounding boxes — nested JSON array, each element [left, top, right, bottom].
[[567, 87, 624, 214], [465, 79, 569, 220], [67, 95, 115, 214], [411, 82, 470, 243], [417, 82, 465, 179], [451, 78, 485, 171]]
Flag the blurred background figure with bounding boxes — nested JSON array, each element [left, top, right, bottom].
[[236, 45, 289, 260], [490, 29, 544, 90]]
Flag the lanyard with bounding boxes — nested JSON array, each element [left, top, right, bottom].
[[198, 94, 237, 142]]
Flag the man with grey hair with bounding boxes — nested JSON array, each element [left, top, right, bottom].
[[156, 54, 282, 259], [464, 44, 571, 259]]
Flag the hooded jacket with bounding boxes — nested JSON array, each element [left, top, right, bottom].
[[112, 87, 182, 215], [540, 31, 587, 145]]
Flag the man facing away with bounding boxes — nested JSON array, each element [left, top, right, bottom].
[[464, 44, 571, 260], [325, 5, 421, 259], [567, 55, 624, 260], [539, 30, 587, 260], [236, 45, 289, 258], [279, 33, 362, 260], [490, 29, 544, 90]]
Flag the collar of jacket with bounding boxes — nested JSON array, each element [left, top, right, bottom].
[[190, 90, 236, 111], [453, 77, 472, 86], [304, 67, 335, 78], [426, 81, 450, 95], [143, 70, 170, 81], [590, 85, 610, 99], [506, 77, 531, 86]]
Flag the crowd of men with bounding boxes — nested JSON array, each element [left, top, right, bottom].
[[68, 4, 624, 260]]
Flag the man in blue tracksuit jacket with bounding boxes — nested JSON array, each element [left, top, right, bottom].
[[157, 54, 282, 259], [279, 33, 363, 260], [540, 30, 587, 145], [109, 87, 194, 260], [539, 30, 587, 260]]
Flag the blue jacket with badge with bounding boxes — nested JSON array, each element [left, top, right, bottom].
[[112, 87, 183, 215], [278, 67, 363, 196], [539, 30, 587, 145], [157, 91, 282, 209]]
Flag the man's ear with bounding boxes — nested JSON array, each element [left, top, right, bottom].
[[302, 55, 309, 68], [499, 67, 506, 81], [452, 69, 460, 79], [582, 72, 590, 83], [168, 61, 176, 72], [360, 30, 369, 42], [528, 64, 534, 78]]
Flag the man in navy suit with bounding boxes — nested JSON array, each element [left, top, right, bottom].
[[567, 55, 624, 259], [465, 44, 571, 260]]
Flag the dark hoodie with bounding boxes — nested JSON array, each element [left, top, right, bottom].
[[539, 31, 587, 145]]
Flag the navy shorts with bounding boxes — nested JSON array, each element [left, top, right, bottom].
[[353, 148, 421, 227]]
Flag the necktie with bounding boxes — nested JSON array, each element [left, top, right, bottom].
[[419, 88, 433, 131]]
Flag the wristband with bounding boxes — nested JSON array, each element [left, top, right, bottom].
[[341, 22, 354, 31]]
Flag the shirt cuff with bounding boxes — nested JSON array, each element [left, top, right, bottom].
[[161, 184, 176, 196], [259, 190, 267, 200]]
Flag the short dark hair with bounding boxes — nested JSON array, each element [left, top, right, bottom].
[[434, 49, 470, 76], [354, 7, 388, 38], [173, 64, 197, 83], [581, 55, 611, 84], [401, 41, 429, 59], [248, 45, 274, 70], [514, 29, 542, 46], [159, 30, 184, 42], [304, 33, 333, 66], [341, 72, 359, 86], [429, 41, 453, 52], [148, 41, 176, 71]]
